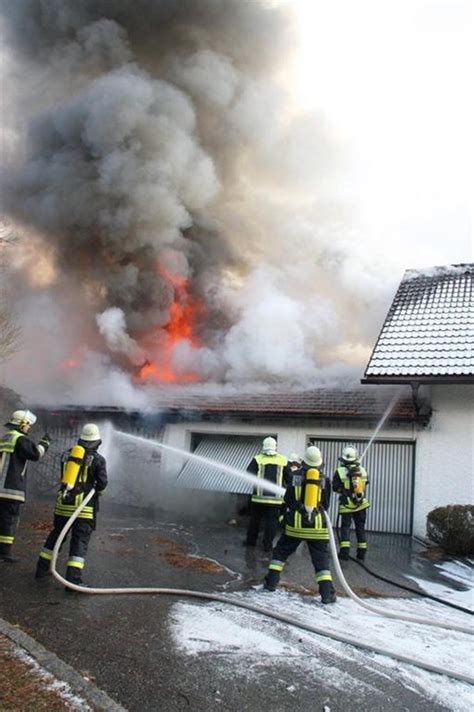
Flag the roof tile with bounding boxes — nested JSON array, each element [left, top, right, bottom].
[[365, 264, 474, 379]]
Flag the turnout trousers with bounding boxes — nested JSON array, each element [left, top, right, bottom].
[[0, 500, 22, 557], [36, 515, 94, 583], [245, 502, 280, 549], [339, 509, 368, 560], [264, 533, 334, 599]]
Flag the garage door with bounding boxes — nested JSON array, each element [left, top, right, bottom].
[[309, 438, 415, 534], [176, 434, 263, 493]]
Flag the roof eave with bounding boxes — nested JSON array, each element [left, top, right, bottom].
[[361, 376, 474, 385]]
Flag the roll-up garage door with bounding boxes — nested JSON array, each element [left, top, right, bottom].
[[309, 438, 415, 534], [177, 434, 263, 493]]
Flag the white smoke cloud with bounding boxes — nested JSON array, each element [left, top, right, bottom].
[[0, 0, 399, 405], [96, 307, 145, 365]]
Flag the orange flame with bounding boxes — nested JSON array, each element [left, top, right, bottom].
[[136, 265, 204, 384]]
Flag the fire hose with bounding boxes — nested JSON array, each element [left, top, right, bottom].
[[333, 514, 474, 616], [51, 489, 474, 685]]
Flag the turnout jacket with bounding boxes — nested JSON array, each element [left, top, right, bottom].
[[333, 463, 370, 513], [0, 428, 45, 503], [281, 464, 331, 540], [54, 440, 107, 523], [247, 452, 288, 506]]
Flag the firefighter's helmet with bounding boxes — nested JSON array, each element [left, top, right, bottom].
[[303, 445, 322, 467], [341, 446, 358, 463], [8, 409, 37, 428], [80, 423, 101, 442], [262, 436, 277, 455], [287, 452, 302, 464]]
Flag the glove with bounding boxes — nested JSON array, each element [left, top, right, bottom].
[[39, 433, 52, 451]]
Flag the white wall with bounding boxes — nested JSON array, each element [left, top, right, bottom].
[[413, 385, 474, 537], [161, 417, 414, 484]]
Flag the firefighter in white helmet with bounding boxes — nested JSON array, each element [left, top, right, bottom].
[[35, 423, 107, 587], [264, 445, 337, 604], [243, 436, 288, 552], [332, 446, 370, 561], [0, 410, 51, 562]]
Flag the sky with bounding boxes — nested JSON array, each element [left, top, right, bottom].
[[0, 0, 472, 405], [293, 0, 473, 269]]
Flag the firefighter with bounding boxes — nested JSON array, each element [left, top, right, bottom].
[[263, 445, 337, 604], [243, 436, 287, 552], [285, 453, 302, 478], [332, 446, 370, 561], [0, 409, 51, 562], [35, 423, 107, 587]]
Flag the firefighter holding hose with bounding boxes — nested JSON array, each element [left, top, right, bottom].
[[35, 423, 107, 587], [263, 445, 337, 604], [333, 446, 370, 561], [0, 410, 51, 562]]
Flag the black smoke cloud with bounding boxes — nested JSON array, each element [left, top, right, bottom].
[[0, 1, 392, 404]]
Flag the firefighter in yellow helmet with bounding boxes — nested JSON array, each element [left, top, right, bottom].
[[263, 445, 336, 604], [332, 446, 370, 561], [0, 410, 51, 562], [35, 423, 107, 587], [243, 436, 288, 552]]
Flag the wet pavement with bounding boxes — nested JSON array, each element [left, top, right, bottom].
[[0, 495, 471, 711]]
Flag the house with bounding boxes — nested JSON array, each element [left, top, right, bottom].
[[362, 263, 474, 537], [156, 386, 419, 534], [31, 266, 472, 538], [34, 387, 419, 534]]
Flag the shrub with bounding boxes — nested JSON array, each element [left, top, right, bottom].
[[426, 505, 474, 555]]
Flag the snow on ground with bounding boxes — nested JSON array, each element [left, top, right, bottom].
[[407, 560, 474, 612], [169, 592, 474, 711], [12, 646, 92, 711]]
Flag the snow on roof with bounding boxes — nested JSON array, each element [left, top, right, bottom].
[[364, 263, 474, 381]]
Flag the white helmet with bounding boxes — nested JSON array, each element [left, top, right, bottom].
[[9, 409, 37, 427], [80, 423, 101, 442], [262, 436, 277, 455], [303, 446, 322, 467], [342, 446, 358, 462], [288, 452, 302, 464]]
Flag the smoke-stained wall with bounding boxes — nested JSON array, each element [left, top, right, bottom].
[[0, 0, 396, 405]]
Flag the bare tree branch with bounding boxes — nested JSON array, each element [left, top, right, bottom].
[[0, 220, 21, 361]]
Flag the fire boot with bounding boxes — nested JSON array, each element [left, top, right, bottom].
[[35, 557, 51, 579], [0, 544, 20, 563], [263, 569, 280, 592], [338, 549, 350, 561], [356, 548, 367, 561], [319, 580, 337, 604]]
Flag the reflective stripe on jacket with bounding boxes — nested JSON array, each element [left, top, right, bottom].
[[54, 446, 107, 521], [283, 478, 330, 540], [335, 465, 370, 513], [0, 431, 26, 502], [250, 453, 287, 505]]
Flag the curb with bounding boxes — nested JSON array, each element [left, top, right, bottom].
[[0, 616, 127, 711]]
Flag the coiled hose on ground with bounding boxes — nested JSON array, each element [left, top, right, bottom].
[[51, 490, 474, 685], [333, 514, 473, 616]]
